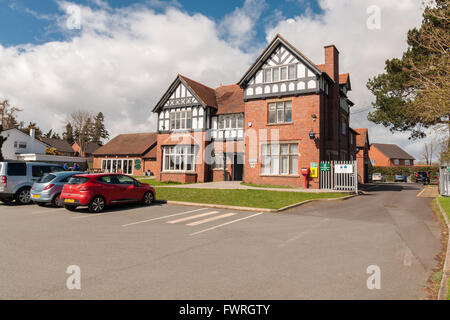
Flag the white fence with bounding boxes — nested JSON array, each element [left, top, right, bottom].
[[439, 162, 450, 196], [320, 160, 358, 192]]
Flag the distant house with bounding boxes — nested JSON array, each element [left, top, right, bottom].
[[0, 128, 48, 160], [40, 137, 76, 156], [369, 143, 415, 166], [72, 141, 101, 158], [354, 128, 372, 183], [92, 132, 157, 176]]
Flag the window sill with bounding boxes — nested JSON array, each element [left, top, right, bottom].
[[162, 171, 197, 175], [259, 174, 300, 178], [266, 122, 293, 126]]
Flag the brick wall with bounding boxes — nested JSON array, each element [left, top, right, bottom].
[[243, 94, 321, 188]]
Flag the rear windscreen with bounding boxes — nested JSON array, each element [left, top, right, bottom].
[[7, 163, 27, 176], [38, 174, 56, 183], [67, 176, 90, 185]]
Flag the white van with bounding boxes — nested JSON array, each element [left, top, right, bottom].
[[0, 161, 63, 205]]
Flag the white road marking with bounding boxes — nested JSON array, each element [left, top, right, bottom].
[[403, 246, 414, 267], [122, 208, 208, 227], [416, 188, 426, 197], [190, 212, 264, 236], [187, 212, 237, 226], [167, 211, 218, 224], [72, 210, 127, 219], [30, 208, 65, 215]]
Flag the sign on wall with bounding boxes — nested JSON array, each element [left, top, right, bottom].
[[248, 158, 257, 168], [134, 159, 142, 170], [320, 163, 331, 172], [335, 164, 353, 174]]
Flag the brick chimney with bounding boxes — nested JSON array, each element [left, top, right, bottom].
[[324, 45, 339, 82]]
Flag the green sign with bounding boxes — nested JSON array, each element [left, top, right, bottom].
[[134, 159, 141, 170], [320, 163, 331, 172], [447, 167, 450, 173]]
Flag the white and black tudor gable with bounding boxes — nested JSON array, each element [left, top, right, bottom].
[[238, 34, 331, 100]]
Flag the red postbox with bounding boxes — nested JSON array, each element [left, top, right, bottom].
[[301, 167, 310, 188]]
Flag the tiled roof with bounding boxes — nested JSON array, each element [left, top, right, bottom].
[[85, 142, 101, 154], [40, 137, 74, 153], [93, 132, 157, 156], [371, 143, 415, 160], [339, 73, 349, 85], [179, 75, 217, 108], [214, 84, 244, 115]]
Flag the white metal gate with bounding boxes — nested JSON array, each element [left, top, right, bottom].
[[320, 160, 358, 192], [439, 162, 450, 196]]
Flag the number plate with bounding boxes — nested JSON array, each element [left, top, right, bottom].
[[64, 199, 75, 203], [32, 194, 40, 199]]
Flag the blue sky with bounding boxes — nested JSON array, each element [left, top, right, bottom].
[[0, 0, 322, 47]]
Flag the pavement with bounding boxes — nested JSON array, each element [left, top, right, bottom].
[[0, 182, 442, 299]]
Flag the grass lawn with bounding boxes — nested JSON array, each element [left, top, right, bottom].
[[437, 196, 450, 300], [241, 182, 294, 189], [154, 187, 348, 210]]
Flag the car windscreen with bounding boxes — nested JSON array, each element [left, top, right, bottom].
[[67, 176, 90, 185], [38, 174, 56, 183]]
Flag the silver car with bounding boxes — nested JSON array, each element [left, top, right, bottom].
[[31, 171, 86, 207]]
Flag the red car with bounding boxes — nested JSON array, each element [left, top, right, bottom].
[[60, 173, 155, 213]]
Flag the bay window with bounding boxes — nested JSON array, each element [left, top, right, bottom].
[[268, 101, 292, 124], [163, 145, 196, 172], [261, 143, 298, 175]]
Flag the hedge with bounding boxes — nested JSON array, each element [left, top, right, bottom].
[[372, 166, 439, 181]]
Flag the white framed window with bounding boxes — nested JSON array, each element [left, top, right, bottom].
[[268, 101, 292, 124], [394, 159, 400, 165], [371, 159, 376, 165], [263, 64, 297, 83], [212, 113, 244, 140], [101, 159, 133, 174], [163, 145, 196, 172], [168, 109, 193, 130], [405, 160, 410, 166], [18, 142, 27, 149], [261, 143, 298, 175]]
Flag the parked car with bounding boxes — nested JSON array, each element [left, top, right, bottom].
[[31, 171, 86, 207], [0, 161, 64, 205], [415, 171, 430, 184], [372, 173, 386, 182], [60, 173, 155, 213], [394, 174, 407, 182]]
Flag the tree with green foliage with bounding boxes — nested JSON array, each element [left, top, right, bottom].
[[63, 122, 75, 145], [91, 112, 109, 146], [367, 0, 449, 159]]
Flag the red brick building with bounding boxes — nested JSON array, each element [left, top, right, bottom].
[[152, 34, 358, 188], [92, 132, 157, 176], [369, 143, 415, 167], [354, 128, 372, 183]]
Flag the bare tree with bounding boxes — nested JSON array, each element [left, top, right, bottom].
[[421, 142, 436, 165], [0, 99, 22, 129], [69, 111, 94, 157]]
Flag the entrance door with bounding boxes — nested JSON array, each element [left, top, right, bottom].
[[232, 153, 244, 181]]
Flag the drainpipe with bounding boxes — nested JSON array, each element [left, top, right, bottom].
[[223, 152, 227, 181]]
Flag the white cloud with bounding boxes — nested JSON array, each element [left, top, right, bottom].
[[265, 0, 431, 159], [219, 0, 267, 49], [0, 1, 252, 138]]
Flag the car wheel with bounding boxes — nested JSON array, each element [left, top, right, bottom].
[[142, 191, 154, 206], [52, 193, 63, 208], [15, 188, 31, 205], [64, 205, 78, 212], [88, 196, 105, 213]]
